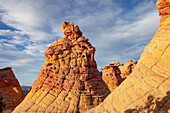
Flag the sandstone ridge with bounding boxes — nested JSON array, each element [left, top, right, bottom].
[[86, 0, 170, 112], [12, 22, 110, 113]]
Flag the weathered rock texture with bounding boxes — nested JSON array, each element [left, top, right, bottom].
[[102, 62, 123, 92], [0, 67, 24, 112], [0, 93, 5, 112], [86, 0, 170, 113], [12, 22, 110, 113], [120, 60, 137, 79]]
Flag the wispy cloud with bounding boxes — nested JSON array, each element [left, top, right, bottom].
[[0, 0, 160, 85]]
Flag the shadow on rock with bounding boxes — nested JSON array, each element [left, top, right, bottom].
[[124, 91, 170, 113]]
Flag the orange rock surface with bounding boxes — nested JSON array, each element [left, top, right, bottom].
[[12, 22, 110, 113], [86, 0, 170, 112], [0, 67, 24, 112], [120, 60, 137, 79], [102, 62, 123, 92]]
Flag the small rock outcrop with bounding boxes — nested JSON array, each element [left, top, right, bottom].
[[102, 62, 123, 92], [86, 0, 170, 112], [0, 67, 24, 112], [13, 22, 110, 113], [120, 60, 137, 79]]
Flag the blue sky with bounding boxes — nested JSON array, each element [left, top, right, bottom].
[[0, 0, 159, 86]]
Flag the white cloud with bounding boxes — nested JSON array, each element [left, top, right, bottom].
[[24, 43, 49, 56], [0, 30, 21, 36], [0, 39, 7, 43], [2, 43, 17, 50]]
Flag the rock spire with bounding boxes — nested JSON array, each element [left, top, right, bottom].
[[12, 21, 110, 113], [102, 61, 123, 92]]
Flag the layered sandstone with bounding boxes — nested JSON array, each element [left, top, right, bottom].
[[86, 0, 170, 112], [0, 67, 24, 112], [102, 62, 123, 92], [12, 22, 110, 113], [120, 60, 137, 79]]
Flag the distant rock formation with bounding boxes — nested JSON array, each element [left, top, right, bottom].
[[0, 67, 24, 113], [86, 0, 170, 112], [21, 85, 31, 96], [12, 22, 110, 113], [120, 60, 137, 79], [102, 61, 123, 92]]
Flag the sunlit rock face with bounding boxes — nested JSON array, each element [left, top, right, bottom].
[[86, 0, 170, 113], [0, 67, 24, 113], [12, 22, 110, 113], [102, 62, 123, 92], [120, 60, 137, 79], [157, 0, 170, 27]]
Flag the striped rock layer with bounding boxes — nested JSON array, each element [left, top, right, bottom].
[[12, 22, 110, 113], [86, 0, 170, 113], [0, 67, 24, 112]]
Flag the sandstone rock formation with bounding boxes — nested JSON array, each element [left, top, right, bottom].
[[0, 67, 24, 112], [12, 22, 110, 113], [86, 0, 170, 112], [102, 62, 123, 92], [120, 60, 137, 79]]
